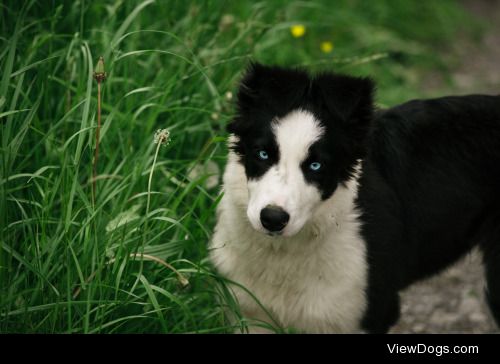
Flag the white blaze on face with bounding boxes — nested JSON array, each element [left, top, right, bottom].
[[247, 109, 325, 236]]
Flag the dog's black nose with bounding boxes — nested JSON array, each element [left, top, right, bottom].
[[260, 206, 289, 233]]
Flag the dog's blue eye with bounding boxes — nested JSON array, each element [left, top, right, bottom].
[[258, 150, 269, 160], [309, 162, 321, 171]]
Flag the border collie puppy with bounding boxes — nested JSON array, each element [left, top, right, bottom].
[[209, 63, 500, 333]]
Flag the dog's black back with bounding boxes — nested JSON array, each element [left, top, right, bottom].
[[358, 95, 500, 333]]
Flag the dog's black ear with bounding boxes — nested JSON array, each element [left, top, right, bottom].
[[240, 62, 267, 92], [228, 62, 310, 135], [314, 73, 375, 130], [238, 62, 310, 111], [234, 62, 268, 108], [227, 62, 268, 135]]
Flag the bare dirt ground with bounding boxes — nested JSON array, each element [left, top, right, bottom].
[[391, 0, 500, 333]]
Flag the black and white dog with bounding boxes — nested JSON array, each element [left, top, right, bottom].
[[210, 63, 500, 333]]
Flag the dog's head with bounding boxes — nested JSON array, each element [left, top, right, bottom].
[[228, 63, 374, 237]]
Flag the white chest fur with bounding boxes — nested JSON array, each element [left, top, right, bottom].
[[210, 154, 368, 333]]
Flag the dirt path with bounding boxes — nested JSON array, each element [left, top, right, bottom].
[[391, 250, 498, 333], [450, 0, 500, 95], [391, 0, 500, 334]]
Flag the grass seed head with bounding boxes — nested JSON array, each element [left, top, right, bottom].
[[93, 56, 107, 82], [154, 128, 171, 146]]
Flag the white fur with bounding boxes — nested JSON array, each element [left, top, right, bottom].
[[210, 110, 367, 333], [247, 110, 325, 237]]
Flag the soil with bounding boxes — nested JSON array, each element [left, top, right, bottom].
[[390, 0, 500, 333]]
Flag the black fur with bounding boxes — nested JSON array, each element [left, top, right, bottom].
[[359, 95, 500, 333], [231, 63, 500, 333]]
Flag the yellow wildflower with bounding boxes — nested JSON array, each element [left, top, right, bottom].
[[290, 24, 306, 38], [320, 41, 334, 53]]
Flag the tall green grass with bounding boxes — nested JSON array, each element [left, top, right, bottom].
[[0, 0, 478, 333]]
